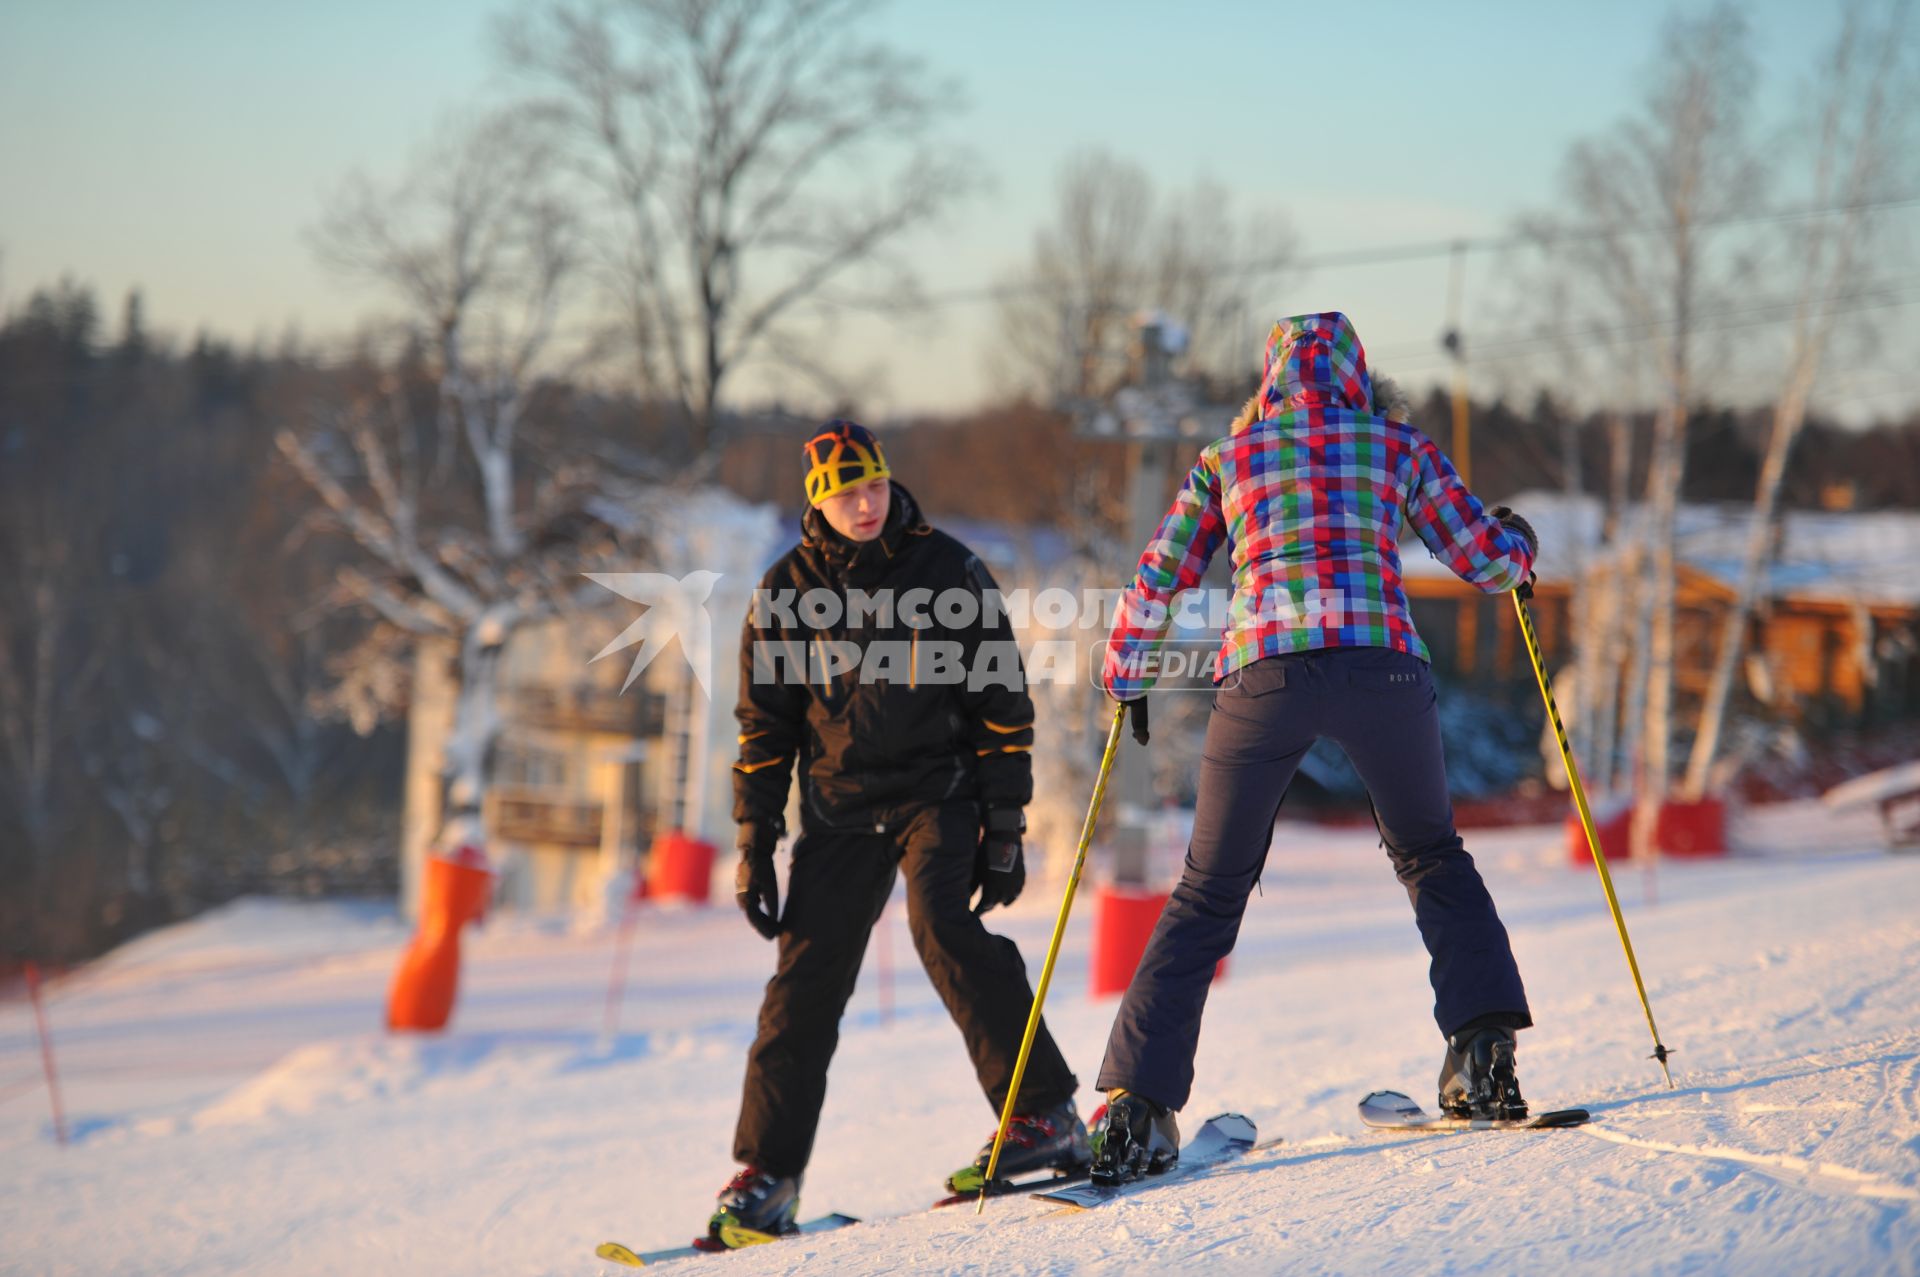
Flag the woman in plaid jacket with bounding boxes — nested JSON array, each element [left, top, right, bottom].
[[1088, 312, 1542, 1183]]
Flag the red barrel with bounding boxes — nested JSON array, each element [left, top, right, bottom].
[[1090, 884, 1226, 998], [387, 844, 495, 1032], [1655, 798, 1727, 858], [647, 831, 717, 903]]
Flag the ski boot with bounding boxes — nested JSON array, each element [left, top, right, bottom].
[[946, 1098, 1091, 1193], [1088, 1089, 1180, 1185], [1437, 1024, 1528, 1120], [704, 1166, 800, 1249]]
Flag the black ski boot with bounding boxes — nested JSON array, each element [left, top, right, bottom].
[[1437, 1024, 1528, 1120], [708, 1166, 800, 1244], [1088, 1089, 1180, 1185], [946, 1098, 1091, 1193]]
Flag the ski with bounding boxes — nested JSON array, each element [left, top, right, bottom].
[[594, 1213, 858, 1267], [1358, 1089, 1590, 1132], [1032, 1113, 1258, 1209], [932, 1165, 1091, 1208]]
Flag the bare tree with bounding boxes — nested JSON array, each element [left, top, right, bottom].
[[1684, 0, 1919, 798], [1525, 3, 1762, 845], [499, 0, 975, 458], [992, 149, 1296, 404], [995, 151, 1153, 404], [285, 113, 636, 858], [310, 110, 588, 558], [1491, 214, 1658, 800], [0, 497, 75, 864], [79, 669, 172, 899], [0, 287, 106, 886]]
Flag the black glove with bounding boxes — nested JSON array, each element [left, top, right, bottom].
[[1126, 696, 1150, 746], [734, 822, 782, 940], [1487, 505, 1539, 560], [972, 807, 1027, 916]]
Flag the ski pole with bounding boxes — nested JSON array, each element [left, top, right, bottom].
[[977, 700, 1130, 1213], [1511, 582, 1676, 1088]]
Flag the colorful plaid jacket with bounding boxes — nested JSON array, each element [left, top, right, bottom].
[[1101, 312, 1534, 699]]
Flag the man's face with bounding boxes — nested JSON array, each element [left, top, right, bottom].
[[815, 476, 890, 542]]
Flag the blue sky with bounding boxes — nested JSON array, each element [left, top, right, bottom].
[[2, 0, 1910, 420]]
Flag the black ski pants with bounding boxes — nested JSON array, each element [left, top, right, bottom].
[[1097, 647, 1531, 1111], [733, 799, 1078, 1177]]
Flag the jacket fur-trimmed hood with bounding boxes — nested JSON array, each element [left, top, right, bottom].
[[1235, 311, 1375, 432]]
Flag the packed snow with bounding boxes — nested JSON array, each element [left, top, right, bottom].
[[4, 800, 1918, 1276]]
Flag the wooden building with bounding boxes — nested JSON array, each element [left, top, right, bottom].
[[397, 493, 785, 919], [1398, 491, 1920, 728]]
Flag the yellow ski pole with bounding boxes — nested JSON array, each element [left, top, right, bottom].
[[1511, 581, 1675, 1088], [977, 700, 1130, 1213]]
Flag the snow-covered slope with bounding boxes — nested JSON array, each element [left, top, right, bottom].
[[3, 802, 1917, 1276]]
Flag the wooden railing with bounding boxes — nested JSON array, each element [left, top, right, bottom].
[[489, 787, 605, 848], [506, 684, 649, 735]]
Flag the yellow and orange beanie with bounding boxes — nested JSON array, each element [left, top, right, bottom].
[[803, 419, 891, 505]]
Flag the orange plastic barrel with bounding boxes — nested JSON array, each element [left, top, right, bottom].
[[647, 831, 717, 904], [1567, 803, 1633, 868], [1090, 884, 1227, 998], [387, 844, 494, 1032]]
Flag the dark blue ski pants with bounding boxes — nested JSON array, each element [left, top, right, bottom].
[[1096, 646, 1531, 1111]]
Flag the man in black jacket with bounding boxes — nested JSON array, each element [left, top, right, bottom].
[[708, 420, 1083, 1242]]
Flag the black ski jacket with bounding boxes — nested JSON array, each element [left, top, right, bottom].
[[731, 482, 1035, 836]]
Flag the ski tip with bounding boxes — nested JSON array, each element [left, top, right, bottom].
[[1529, 1107, 1592, 1128], [1198, 1112, 1258, 1142], [1358, 1089, 1417, 1107], [1357, 1090, 1425, 1124], [594, 1241, 645, 1267]]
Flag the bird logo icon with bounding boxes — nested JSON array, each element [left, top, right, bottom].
[[585, 570, 723, 698]]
